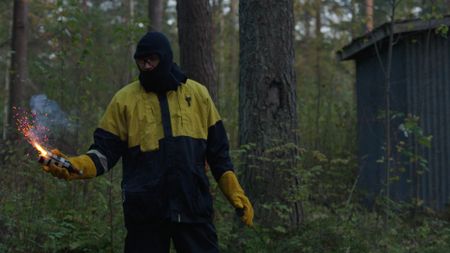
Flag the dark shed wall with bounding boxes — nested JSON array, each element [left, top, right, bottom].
[[356, 55, 385, 204], [405, 31, 450, 209], [340, 17, 450, 210], [355, 40, 408, 205]]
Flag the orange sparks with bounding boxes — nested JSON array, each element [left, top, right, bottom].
[[14, 107, 50, 156]]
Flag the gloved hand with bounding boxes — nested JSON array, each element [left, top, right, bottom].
[[42, 149, 97, 180], [218, 171, 254, 226]]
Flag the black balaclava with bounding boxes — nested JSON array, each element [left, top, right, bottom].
[[134, 32, 187, 93]]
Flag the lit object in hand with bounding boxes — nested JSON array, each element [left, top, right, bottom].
[[34, 143, 83, 176]]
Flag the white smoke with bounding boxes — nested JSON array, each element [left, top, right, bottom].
[[29, 94, 75, 140]]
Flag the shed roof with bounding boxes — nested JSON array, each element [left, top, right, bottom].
[[337, 15, 450, 61]]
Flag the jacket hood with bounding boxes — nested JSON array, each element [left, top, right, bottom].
[[134, 32, 186, 93], [134, 32, 173, 62]]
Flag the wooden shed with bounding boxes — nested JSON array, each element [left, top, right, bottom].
[[338, 16, 450, 209]]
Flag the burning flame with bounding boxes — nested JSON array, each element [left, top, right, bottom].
[[33, 142, 48, 157]]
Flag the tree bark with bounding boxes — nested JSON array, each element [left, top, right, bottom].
[[212, 0, 224, 97], [366, 0, 374, 32], [239, 0, 302, 229], [7, 0, 29, 138], [148, 0, 164, 31], [3, 40, 11, 140], [350, 0, 357, 38], [176, 0, 218, 102], [314, 0, 322, 149], [230, 0, 238, 27], [303, 1, 311, 39], [128, 0, 135, 82]]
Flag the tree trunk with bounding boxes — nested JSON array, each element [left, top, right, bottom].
[[3, 43, 11, 141], [176, 0, 218, 102], [212, 0, 224, 99], [239, 0, 302, 229], [148, 0, 164, 31], [7, 0, 29, 138], [230, 0, 238, 27], [128, 0, 135, 82], [303, 1, 311, 39], [314, 0, 322, 149], [366, 0, 374, 32], [350, 0, 357, 38]]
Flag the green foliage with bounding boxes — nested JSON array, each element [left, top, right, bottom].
[[375, 112, 433, 207], [0, 140, 125, 252], [212, 111, 445, 252], [435, 24, 449, 38], [213, 142, 450, 253]]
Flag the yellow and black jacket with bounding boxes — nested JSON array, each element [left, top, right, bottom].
[[86, 79, 233, 224]]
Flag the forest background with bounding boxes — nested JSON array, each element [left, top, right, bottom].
[[1, 0, 450, 252]]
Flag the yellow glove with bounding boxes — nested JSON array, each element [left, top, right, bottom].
[[42, 149, 97, 181], [218, 171, 254, 226]]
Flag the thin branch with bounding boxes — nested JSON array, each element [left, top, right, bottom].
[[383, 1, 399, 246]]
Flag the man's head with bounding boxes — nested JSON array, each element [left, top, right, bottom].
[[134, 32, 178, 93], [134, 32, 173, 71]]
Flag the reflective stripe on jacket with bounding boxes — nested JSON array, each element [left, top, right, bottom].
[[86, 79, 233, 224]]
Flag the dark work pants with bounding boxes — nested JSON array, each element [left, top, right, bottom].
[[124, 221, 219, 253]]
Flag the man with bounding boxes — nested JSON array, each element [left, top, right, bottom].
[[44, 32, 254, 252]]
